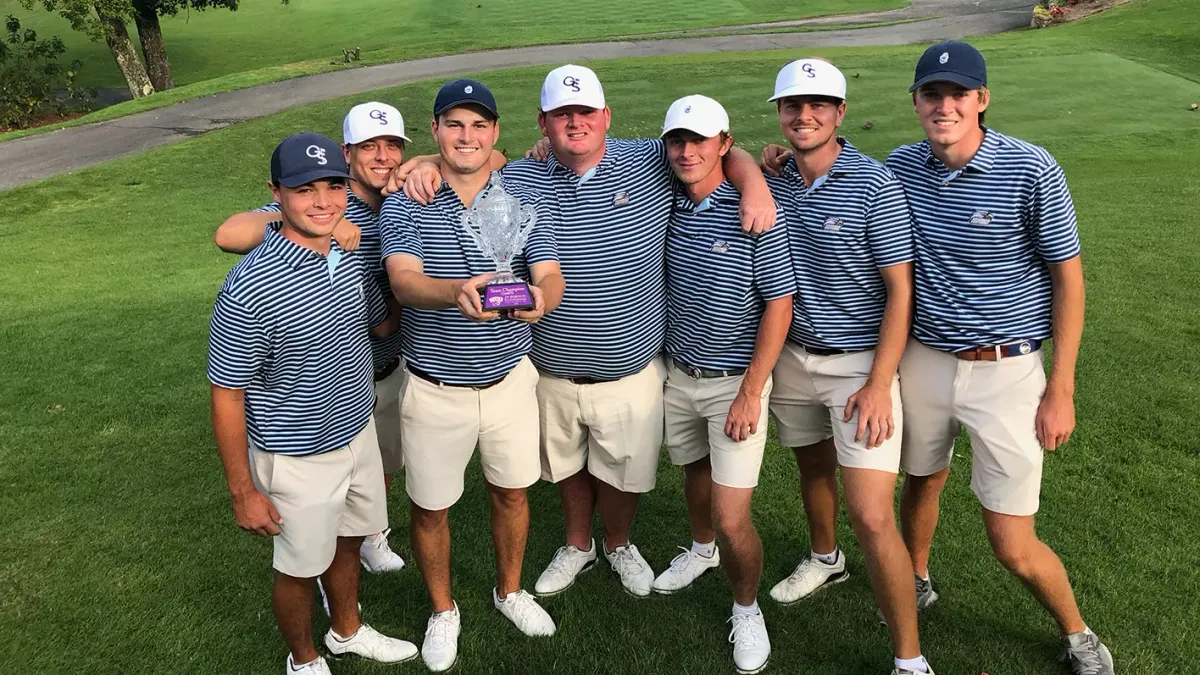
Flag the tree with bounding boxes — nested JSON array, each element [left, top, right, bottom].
[[22, 0, 289, 96], [130, 0, 241, 92], [21, 0, 154, 98]]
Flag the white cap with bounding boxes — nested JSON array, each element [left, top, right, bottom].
[[343, 102, 410, 145], [769, 59, 847, 102], [661, 95, 730, 138], [540, 64, 606, 112]]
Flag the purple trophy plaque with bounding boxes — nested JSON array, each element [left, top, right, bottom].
[[484, 282, 534, 311], [461, 175, 539, 314]]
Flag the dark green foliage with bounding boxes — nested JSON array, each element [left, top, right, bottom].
[[0, 14, 90, 128]]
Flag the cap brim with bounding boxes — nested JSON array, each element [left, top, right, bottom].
[[433, 99, 498, 119], [660, 123, 727, 139], [278, 168, 354, 188], [345, 132, 412, 145], [909, 71, 985, 92], [768, 87, 846, 103], [541, 97, 605, 113]]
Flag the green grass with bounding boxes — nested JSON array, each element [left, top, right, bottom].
[[2, 0, 1199, 673], [0, 13, 921, 145], [0, 0, 907, 90]]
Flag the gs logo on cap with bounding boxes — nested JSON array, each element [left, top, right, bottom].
[[306, 145, 328, 165], [562, 75, 581, 93], [464, 85, 474, 94], [802, 63, 816, 78], [939, 52, 950, 64], [369, 109, 388, 124]]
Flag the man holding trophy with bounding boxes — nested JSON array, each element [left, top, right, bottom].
[[397, 64, 781, 599], [379, 78, 566, 673]]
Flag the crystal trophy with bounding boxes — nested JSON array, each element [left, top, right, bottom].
[[460, 176, 537, 311]]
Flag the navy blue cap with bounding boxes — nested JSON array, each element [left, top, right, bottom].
[[269, 132, 352, 188], [433, 78, 499, 119], [910, 41, 987, 93]]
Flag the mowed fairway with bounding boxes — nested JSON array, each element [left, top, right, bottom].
[[1, 1, 1198, 673], [0, 0, 905, 90]]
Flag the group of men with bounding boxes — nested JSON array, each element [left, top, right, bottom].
[[207, 39, 1115, 675]]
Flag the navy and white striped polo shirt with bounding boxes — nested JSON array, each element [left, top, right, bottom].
[[208, 228, 388, 456], [256, 190, 403, 373], [885, 128, 1081, 352], [666, 181, 795, 370], [379, 173, 558, 386], [766, 139, 915, 351], [500, 137, 674, 380]]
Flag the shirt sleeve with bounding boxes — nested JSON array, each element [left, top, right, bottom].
[[361, 263, 389, 329], [253, 202, 283, 233], [633, 137, 670, 174], [379, 195, 423, 261], [866, 175, 916, 268], [753, 207, 797, 301], [207, 291, 269, 389], [1028, 163, 1081, 263], [524, 197, 559, 265]]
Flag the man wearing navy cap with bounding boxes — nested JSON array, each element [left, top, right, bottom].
[[887, 41, 1114, 675], [380, 78, 565, 672], [213, 103, 415, 584], [209, 132, 417, 675]]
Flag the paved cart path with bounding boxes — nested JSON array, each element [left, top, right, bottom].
[[0, 0, 1035, 191]]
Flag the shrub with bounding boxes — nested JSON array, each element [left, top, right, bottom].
[[0, 15, 93, 130]]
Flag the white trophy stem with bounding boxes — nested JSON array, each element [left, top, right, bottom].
[[493, 262, 517, 285]]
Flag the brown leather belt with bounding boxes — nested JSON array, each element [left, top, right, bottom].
[[955, 340, 1042, 361], [407, 364, 507, 390]]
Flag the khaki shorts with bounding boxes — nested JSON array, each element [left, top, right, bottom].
[[373, 362, 405, 475], [248, 419, 388, 578], [400, 356, 541, 511], [768, 342, 903, 473], [899, 338, 1046, 516], [538, 357, 667, 493], [664, 367, 771, 489]]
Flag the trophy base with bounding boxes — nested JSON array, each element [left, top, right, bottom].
[[483, 282, 534, 311]]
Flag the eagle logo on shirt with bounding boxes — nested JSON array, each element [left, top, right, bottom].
[[823, 216, 844, 231], [710, 240, 730, 253], [612, 191, 631, 206], [969, 210, 994, 226]]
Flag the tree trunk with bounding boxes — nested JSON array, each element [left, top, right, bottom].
[[132, 2, 172, 91], [93, 3, 155, 98]]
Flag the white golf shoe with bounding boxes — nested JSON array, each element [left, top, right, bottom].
[[892, 666, 936, 675], [728, 610, 771, 674], [535, 539, 597, 596], [494, 588, 556, 636], [323, 623, 418, 663], [421, 602, 462, 673], [285, 655, 331, 675], [603, 540, 655, 597], [652, 546, 721, 594], [769, 552, 849, 605], [359, 529, 406, 574]]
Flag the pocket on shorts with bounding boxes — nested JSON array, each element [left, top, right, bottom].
[[399, 370, 418, 423]]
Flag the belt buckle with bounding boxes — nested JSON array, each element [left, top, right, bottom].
[[687, 365, 702, 379]]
